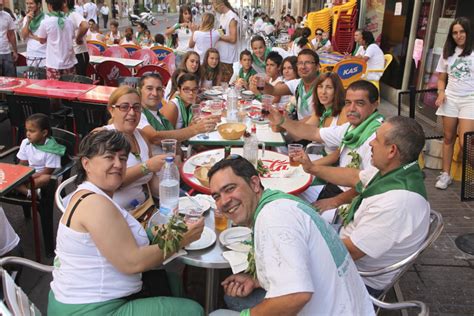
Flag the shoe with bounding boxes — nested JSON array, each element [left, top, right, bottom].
[[435, 172, 452, 189]]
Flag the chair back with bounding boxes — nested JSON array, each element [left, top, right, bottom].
[[96, 61, 132, 86], [150, 45, 174, 61], [52, 127, 76, 163], [135, 65, 171, 85], [370, 296, 429, 316], [121, 44, 141, 56], [383, 54, 393, 72], [359, 209, 444, 298], [333, 58, 367, 89], [87, 43, 102, 56], [161, 52, 176, 74], [16, 54, 27, 67], [131, 49, 159, 66], [87, 40, 107, 53], [103, 46, 130, 58], [117, 76, 141, 88], [59, 74, 93, 84], [55, 174, 77, 213]]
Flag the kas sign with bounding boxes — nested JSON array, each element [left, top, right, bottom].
[[336, 62, 364, 80]]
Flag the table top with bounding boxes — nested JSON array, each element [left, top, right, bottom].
[[0, 163, 35, 196], [13, 80, 95, 100], [319, 52, 344, 65], [188, 119, 286, 147], [181, 148, 312, 195], [77, 85, 117, 104], [90, 56, 144, 68], [178, 209, 230, 269], [0, 76, 41, 95]]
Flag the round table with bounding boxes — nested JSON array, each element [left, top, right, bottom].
[[180, 148, 312, 195]]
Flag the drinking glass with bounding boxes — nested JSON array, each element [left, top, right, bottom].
[[184, 208, 203, 224], [161, 139, 177, 156], [191, 104, 209, 139], [214, 209, 229, 231], [256, 73, 266, 93], [288, 143, 304, 167], [209, 100, 223, 117], [261, 94, 274, 118]]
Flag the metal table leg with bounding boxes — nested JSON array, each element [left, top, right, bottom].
[[205, 268, 219, 314]]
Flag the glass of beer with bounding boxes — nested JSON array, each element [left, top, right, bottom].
[[214, 209, 228, 231], [288, 143, 304, 167]]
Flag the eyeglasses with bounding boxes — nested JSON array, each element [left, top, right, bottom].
[[182, 87, 199, 94], [111, 103, 142, 112], [296, 61, 316, 67]]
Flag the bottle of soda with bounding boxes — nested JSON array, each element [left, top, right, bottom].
[[159, 157, 180, 216], [224, 145, 231, 159]]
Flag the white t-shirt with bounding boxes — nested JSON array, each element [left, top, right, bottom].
[[100, 5, 109, 16], [36, 15, 77, 69], [137, 110, 165, 155], [74, 5, 85, 18], [0, 11, 15, 54], [320, 121, 378, 190], [311, 38, 332, 52], [286, 78, 315, 119], [364, 43, 385, 81], [67, 11, 88, 55], [436, 46, 474, 97], [170, 97, 185, 129], [216, 10, 239, 64], [83, 2, 98, 23], [175, 26, 192, 53], [253, 18, 263, 33], [192, 29, 220, 62], [22, 17, 47, 59], [16, 138, 61, 172], [0, 205, 20, 256], [354, 45, 365, 57], [263, 23, 275, 35], [340, 166, 431, 290], [255, 199, 375, 315], [51, 181, 149, 304]]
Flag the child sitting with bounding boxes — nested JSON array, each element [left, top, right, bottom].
[[16, 114, 65, 198], [200, 48, 222, 89], [232, 49, 257, 89]]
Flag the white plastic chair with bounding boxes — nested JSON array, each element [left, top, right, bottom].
[[54, 174, 77, 213]]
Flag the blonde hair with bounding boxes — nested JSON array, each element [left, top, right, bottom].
[[200, 13, 215, 31], [108, 86, 140, 108]]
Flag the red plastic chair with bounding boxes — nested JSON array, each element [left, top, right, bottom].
[[162, 53, 176, 75], [150, 45, 174, 61], [121, 44, 141, 56], [87, 44, 101, 56], [16, 54, 27, 67], [96, 61, 132, 86], [103, 46, 130, 58], [135, 65, 171, 85], [87, 40, 107, 53], [86, 64, 101, 84], [130, 49, 159, 66]]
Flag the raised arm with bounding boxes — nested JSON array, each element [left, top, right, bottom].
[[268, 107, 323, 142]]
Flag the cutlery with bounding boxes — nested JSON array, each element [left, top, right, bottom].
[[185, 192, 202, 209]]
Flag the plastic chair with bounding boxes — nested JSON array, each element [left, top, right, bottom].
[[135, 65, 171, 85], [131, 48, 159, 66], [117, 76, 141, 88], [359, 209, 444, 303], [0, 128, 76, 258], [86, 40, 107, 53], [96, 60, 132, 86], [121, 43, 141, 56], [16, 54, 27, 67], [103, 46, 130, 58], [332, 58, 367, 89], [87, 43, 101, 56], [370, 296, 429, 316], [161, 52, 176, 74], [363, 54, 393, 91], [55, 174, 77, 213], [150, 45, 174, 61], [65, 100, 110, 138]]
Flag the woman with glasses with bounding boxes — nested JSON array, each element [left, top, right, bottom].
[[161, 73, 201, 129], [48, 129, 205, 316], [101, 86, 167, 213]]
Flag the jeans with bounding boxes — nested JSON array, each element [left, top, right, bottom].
[[75, 52, 90, 76], [0, 53, 16, 77]]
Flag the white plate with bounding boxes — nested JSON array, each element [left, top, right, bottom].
[[219, 227, 252, 252], [178, 196, 211, 214], [185, 227, 216, 250], [191, 155, 218, 167], [241, 90, 254, 97], [204, 89, 222, 96]]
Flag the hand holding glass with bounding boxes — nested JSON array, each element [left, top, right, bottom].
[[161, 139, 177, 157], [288, 143, 304, 167]]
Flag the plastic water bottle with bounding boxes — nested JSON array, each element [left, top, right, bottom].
[[227, 87, 238, 123], [159, 157, 180, 216]]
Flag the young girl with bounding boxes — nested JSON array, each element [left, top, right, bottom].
[[290, 27, 313, 56], [140, 29, 154, 48], [165, 5, 193, 63], [16, 113, 65, 198], [161, 73, 200, 129], [165, 51, 201, 100], [250, 35, 271, 74], [232, 49, 257, 89], [188, 12, 220, 63], [200, 48, 222, 88], [276, 55, 298, 111]]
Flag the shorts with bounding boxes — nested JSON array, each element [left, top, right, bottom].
[[436, 93, 474, 120], [46, 66, 76, 80]]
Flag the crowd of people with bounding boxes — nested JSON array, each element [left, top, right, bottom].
[[1, 0, 473, 313]]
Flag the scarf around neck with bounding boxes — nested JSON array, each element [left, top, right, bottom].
[[252, 47, 271, 70], [319, 107, 333, 127], [341, 111, 384, 150], [32, 137, 66, 156], [47, 11, 66, 29], [175, 96, 192, 127], [142, 106, 174, 131], [297, 80, 315, 114], [29, 12, 45, 33], [238, 67, 257, 83], [341, 161, 427, 226]]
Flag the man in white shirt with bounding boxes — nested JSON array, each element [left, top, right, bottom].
[[83, 0, 98, 24], [252, 13, 263, 33], [208, 156, 374, 315], [99, 4, 109, 29], [0, 0, 18, 77], [295, 116, 430, 296]]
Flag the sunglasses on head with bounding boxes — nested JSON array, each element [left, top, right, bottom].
[[316, 32, 323, 35]]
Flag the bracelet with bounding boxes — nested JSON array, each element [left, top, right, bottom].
[[276, 116, 286, 127], [140, 162, 150, 175], [174, 23, 180, 30], [437, 89, 445, 93]]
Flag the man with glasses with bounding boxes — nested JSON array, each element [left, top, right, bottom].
[[137, 73, 219, 155], [208, 156, 374, 315], [292, 116, 430, 297], [250, 49, 319, 121], [0, 0, 18, 77]]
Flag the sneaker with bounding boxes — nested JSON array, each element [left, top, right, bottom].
[[435, 172, 452, 189]]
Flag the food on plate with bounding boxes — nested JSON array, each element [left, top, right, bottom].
[[194, 166, 210, 187]]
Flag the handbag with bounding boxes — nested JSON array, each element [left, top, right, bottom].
[[130, 183, 156, 228]]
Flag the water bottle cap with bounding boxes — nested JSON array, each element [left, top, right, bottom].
[[165, 156, 174, 163]]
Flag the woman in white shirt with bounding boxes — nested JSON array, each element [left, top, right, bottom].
[[165, 5, 193, 64], [358, 30, 385, 81], [188, 12, 220, 63], [21, 0, 46, 67]]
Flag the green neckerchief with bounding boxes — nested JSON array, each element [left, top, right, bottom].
[[341, 111, 384, 150], [175, 96, 192, 127], [136, 31, 144, 43], [341, 161, 427, 226], [238, 67, 257, 83], [142, 107, 174, 131], [319, 107, 333, 128], [47, 11, 66, 30], [297, 80, 315, 114], [28, 12, 45, 33], [252, 47, 271, 70], [352, 43, 360, 56], [32, 137, 66, 156], [320, 38, 329, 47]]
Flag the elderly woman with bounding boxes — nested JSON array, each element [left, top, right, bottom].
[[48, 130, 204, 315], [102, 86, 166, 216]]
